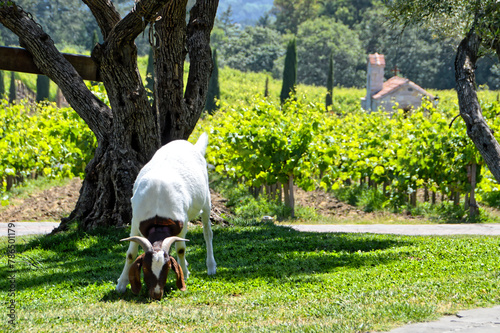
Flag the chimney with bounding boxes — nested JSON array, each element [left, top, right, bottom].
[[364, 53, 385, 110], [367, 53, 385, 95]]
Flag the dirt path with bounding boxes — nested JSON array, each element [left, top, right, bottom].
[[4, 221, 500, 238], [290, 223, 500, 236]]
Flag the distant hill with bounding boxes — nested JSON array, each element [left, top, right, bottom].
[[217, 0, 274, 25]]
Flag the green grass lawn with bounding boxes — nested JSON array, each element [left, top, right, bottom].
[[1, 222, 499, 332]]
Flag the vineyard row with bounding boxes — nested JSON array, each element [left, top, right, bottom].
[[194, 95, 500, 212], [0, 100, 96, 196]]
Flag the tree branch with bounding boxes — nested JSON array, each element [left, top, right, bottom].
[[153, 0, 218, 143], [154, 0, 189, 144], [455, 28, 500, 182], [0, 2, 112, 142], [106, 0, 170, 50], [81, 0, 121, 40], [184, 0, 219, 128]]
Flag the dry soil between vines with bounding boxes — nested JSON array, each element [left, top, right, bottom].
[[0, 178, 387, 223]]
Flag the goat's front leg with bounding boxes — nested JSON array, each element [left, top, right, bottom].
[[175, 237, 190, 281], [202, 208, 217, 275], [174, 222, 190, 281], [116, 234, 139, 293]]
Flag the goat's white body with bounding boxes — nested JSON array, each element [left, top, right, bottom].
[[131, 139, 210, 224], [116, 133, 216, 294]]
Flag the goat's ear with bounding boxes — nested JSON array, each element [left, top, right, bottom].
[[129, 254, 144, 295], [170, 256, 186, 291]]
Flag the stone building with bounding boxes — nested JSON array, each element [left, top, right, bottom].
[[361, 53, 435, 112]]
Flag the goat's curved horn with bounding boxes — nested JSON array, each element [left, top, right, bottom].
[[121, 236, 153, 253], [161, 237, 189, 254]]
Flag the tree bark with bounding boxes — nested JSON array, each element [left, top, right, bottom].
[[155, 0, 218, 143], [0, 0, 218, 231], [455, 29, 500, 183]]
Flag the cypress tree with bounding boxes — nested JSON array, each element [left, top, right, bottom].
[[0, 71, 4, 99], [279, 39, 298, 216], [0, 36, 3, 99], [89, 30, 101, 86], [36, 75, 50, 102], [325, 52, 334, 110], [280, 39, 297, 104], [9, 72, 16, 104], [264, 77, 269, 98], [92, 30, 99, 50], [145, 47, 155, 103], [205, 49, 220, 114]]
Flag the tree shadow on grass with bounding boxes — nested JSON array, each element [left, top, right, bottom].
[[0, 225, 129, 292], [1, 222, 412, 300], [189, 222, 412, 283]]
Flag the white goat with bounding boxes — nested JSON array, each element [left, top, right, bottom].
[[116, 133, 216, 299]]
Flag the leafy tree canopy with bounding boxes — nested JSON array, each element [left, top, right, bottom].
[[384, 0, 500, 88], [223, 26, 283, 73], [1, 0, 498, 89], [296, 17, 365, 87], [0, 0, 167, 54], [384, 0, 500, 57]]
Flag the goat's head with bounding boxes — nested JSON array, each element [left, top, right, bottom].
[[121, 236, 188, 300]]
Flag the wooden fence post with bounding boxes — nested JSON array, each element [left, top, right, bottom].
[[468, 163, 479, 217], [6, 175, 14, 191], [409, 191, 417, 207], [288, 174, 295, 218]]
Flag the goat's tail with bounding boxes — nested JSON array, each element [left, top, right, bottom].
[[194, 132, 209, 157]]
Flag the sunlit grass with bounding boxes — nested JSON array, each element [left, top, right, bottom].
[[1, 224, 499, 332]]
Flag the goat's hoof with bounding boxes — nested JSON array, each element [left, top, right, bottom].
[[116, 283, 127, 294], [207, 260, 217, 275]]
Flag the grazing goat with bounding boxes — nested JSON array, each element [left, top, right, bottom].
[[116, 133, 216, 299]]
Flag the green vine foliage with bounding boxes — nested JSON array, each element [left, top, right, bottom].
[[2, 81, 499, 212], [198, 97, 319, 191], [195, 94, 500, 208], [0, 100, 96, 192]]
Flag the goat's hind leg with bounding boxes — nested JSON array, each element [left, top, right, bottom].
[[116, 231, 140, 293], [202, 207, 216, 275]]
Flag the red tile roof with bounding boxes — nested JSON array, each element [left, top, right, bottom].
[[372, 76, 434, 100]]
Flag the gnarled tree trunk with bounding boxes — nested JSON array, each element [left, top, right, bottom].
[[455, 28, 500, 184], [0, 0, 218, 231]]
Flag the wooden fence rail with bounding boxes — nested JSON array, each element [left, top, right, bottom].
[[0, 46, 101, 82]]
